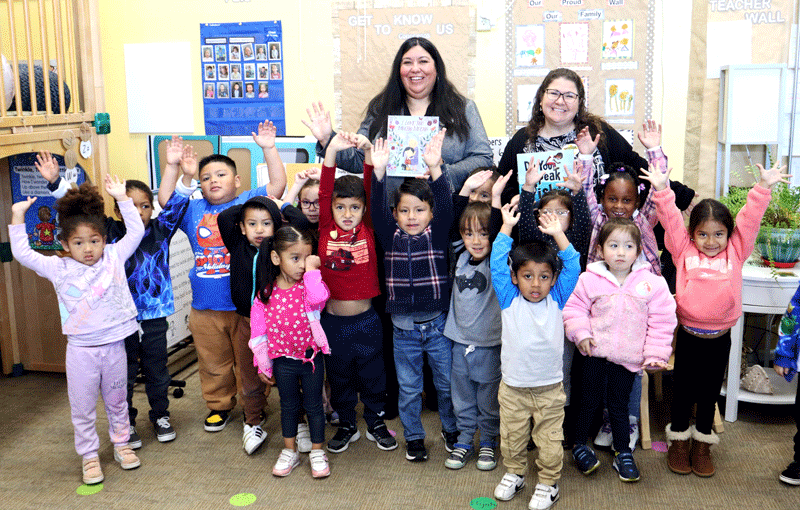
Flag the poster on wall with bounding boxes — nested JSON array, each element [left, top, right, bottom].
[[200, 21, 285, 136], [9, 153, 85, 250]]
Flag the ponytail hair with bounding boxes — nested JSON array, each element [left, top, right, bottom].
[[254, 226, 315, 304], [594, 162, 647, 208], [54, 182, 107, 242]]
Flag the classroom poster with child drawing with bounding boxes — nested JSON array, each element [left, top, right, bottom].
[[8, 153, 86, 250], [200, 21, 285, 136]]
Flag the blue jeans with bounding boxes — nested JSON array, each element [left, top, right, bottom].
[[126, 317, 170, 424], [393, 313, 456, 441], [272, 356, 326, 444], [450, 343, 501, 446]]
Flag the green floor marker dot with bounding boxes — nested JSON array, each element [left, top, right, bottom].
[[469, 497, 497, 510], [229, 493, 257, 507], [76, 483, 103, 495]]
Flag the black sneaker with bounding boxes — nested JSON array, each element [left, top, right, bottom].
[[366, 422, 398, 451], [441, 429, 459, 453], [204, 409, 231, 432], [154, 416, 176, 442], [779, 461, 800, 485], [327, 423, 360, 453], [612, 452, 640, 482], [406, 439, 428, 462], [128, 426, 142, 449], [573, 444, 600, 475]]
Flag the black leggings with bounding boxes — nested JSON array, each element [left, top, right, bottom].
[[670, 327, 731, 435]]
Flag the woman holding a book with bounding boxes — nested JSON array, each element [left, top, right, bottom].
[[303, 37, 493, 196]]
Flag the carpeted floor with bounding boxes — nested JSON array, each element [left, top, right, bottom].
[[0, 347, 797, 510]]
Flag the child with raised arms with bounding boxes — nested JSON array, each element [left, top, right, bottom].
[[564, 218, 676, 483], [491, 202, 580, 510], [249, 227, 331, 478], [9, 175, 144, 485], [641, 160, 789, 477], [371, 129, 458, 462], [317, 132, 396, 453]]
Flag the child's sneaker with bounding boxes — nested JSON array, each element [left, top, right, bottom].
[[309, 449, 331, 478], [81, 457, 104, 485], [529, 483, 559, 510], [628, 415, 639, 451], [405, 439, 428, 462], [441, 429, 459, 453], [444, 445, 473, 470], [242, 423, 267, 455], [779, 461, 800, 485], [612, 451, 640, 482], [366, 421, 398, 451], [272, 448, 300, 477], [594, 410, 613, 449], [128, 426, 142, 449], [154, 416, 176, 443], [476, 443, 498, 471], [327, 423, 360, 453], [296, 423, 313, 453], [572, 444, 600, 475], [494, 472, 525, 501], [204, 409, 231, 432], [114, 445, 141, 470]]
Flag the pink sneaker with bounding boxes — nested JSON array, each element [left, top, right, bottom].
[[309, 449, 330, 478], [114, 444, 141, 469], [82, 457, 104, 484], [272, 448, 300, 477]]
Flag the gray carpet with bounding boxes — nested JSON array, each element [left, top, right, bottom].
[[0, 350, 797, 509]]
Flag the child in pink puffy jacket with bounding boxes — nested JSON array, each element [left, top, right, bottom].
[[563, 218, 676, 484], [248, 226, 331, 479]]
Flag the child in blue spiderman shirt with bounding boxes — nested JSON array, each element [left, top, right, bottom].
[[775, 284, 800, 486]]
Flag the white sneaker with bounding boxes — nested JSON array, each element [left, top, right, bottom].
[[529, 483, 560, 510], [628, 416, 639, 452], [296, 423, 312, 453], [494, 472, 525, 501], [243, 423, 267, 455], [594, 410, 613, 449], [272, 448, 300, 477], [309, 448, 331, 478]]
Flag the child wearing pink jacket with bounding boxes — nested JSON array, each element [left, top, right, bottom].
[[563, 218, 676, 483]]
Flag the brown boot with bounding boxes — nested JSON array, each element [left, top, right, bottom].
[[690, 426, 719, 477], [665, 423, 692, 475]]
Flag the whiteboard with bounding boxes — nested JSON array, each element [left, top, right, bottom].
[[124, 42, 194, 133], [719, 65, 784, 144]]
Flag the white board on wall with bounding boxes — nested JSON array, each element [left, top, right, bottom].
[[124, 42, 194, 133]]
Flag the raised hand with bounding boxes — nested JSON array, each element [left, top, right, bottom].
[[180, 144, 198, 179], [500, 202, 520, 228], [538, 211, 562, 236], [104, 174, 128, 201], [11, 196, 38, 224], [461, 169, 493, 196], [166, 135, 183, 165], [252, 119, 277, 149], [575, 126, 600, 155], [556, 163, 583, 194], [306, 166, 321, 181], [523, 155, 545, 191], [637, 119, 662, 149], [423, 128, 446, 171], [491, 171, 513, 207], [328, 132, 356, 153], [756, 162, 790, 189], [301, 101, 333, 145], [639, 163, 671, 192], [348, 133, 372, 151], [371, 138, 390, 180], [34, 151, 60, 183]]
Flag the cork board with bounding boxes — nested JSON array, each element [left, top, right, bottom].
[[333, 1, 474, 133]]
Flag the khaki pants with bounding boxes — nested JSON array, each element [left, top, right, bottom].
[[499, 380, 565, 486], [189, 308, 243, 411]]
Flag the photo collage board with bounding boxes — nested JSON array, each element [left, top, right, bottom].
[[200, 20, 285, 136], [507, 0, 655, 149]]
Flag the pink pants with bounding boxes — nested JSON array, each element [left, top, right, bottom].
[[66, 341, 131, 459]]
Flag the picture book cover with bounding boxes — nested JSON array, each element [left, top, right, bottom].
[[386, 115, 439, 177], [516, 148, 575, 199]]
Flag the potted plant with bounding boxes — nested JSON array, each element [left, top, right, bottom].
[[720, 164, 800, 267]]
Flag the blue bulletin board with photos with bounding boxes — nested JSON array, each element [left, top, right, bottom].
[[201, 20, 285, 136], [9, 153, 86, 250]]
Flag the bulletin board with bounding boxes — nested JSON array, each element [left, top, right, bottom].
[[333, 2, 474, 133], [506, 1, 655, 149], [200, 21, 285, 136]]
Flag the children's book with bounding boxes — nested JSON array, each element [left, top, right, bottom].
[[386, 115, 439, 177], [516, 148, 575, 200]]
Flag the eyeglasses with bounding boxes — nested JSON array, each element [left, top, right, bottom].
[[540, 209, 570, 217], [544, 89, 579, 104], [300, 200, 319, 210]]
